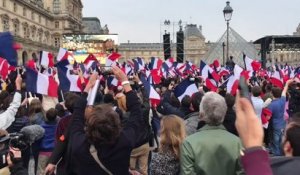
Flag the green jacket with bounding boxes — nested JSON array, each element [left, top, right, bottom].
[[180, 124, 244, 175]]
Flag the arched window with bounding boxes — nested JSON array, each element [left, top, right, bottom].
[[1, 14, 10, 32]]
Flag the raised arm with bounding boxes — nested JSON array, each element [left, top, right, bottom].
[[0, 75, 22, 129], [282, 79, 294, 97], [111, 66, 143, 143], [70, 73, 97, 135]]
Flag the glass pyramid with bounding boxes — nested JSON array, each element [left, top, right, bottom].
[[204, 27, 259, 66]]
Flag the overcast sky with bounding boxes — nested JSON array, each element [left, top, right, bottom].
[[82, 0, 300, 43]]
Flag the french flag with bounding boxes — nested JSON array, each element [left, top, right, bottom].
[[106, 52, 120, 67], [132, 57, 145, 71], [149, 57, 163, 70], [57, 48, 69, 62], [175, 63, 186, 75], [107, 76, 121, 89], [0, 57, 9, 80], [149, 69, 162, 85], [219, 67, 230, 78], [199, 60, 220, 82], [244, 55, 261, 72], [40, 51, 54, 68], [121, 63, 133, 75], [140, 74, 161, 106], [210, 59, 221, 72], [174, 79, 198, 102], [223, 64, 243, 95], [84, 54, 98, 71], [270, 66, 284, 89], [0, 32, 18, 66], [56, 60, 81, 92], [25, 67, 58, 97]]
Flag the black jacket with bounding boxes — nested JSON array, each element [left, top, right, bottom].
[[9, 162, 28, 175], [271, 157, 300, 175], [70, 90, 144, 175], [223, 108, 238, 136]]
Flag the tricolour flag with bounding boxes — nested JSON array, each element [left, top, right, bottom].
[[106, 52, 120, 67], [174, 79, 198, 102], [26, 67, 58, 97], [149, 57, 163, 70], [40, 51, 54, 68], [199, 60, 220, 82], [0, 57, 9, 80], [56, 59, 81, 92], [140, 74, 161, 106]]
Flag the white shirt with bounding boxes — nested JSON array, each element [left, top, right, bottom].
[[251, 96, 264, 119]]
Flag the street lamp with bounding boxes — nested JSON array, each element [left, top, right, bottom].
[[223, 1, 233, 64]]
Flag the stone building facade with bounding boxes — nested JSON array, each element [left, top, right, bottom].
[[0, 0, 83, 65], [184, 24, 208, 65], [118, 24, 210, 64], [118, 43, 176, 63]]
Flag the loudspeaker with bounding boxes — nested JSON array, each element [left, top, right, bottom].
[[176, 30, 184, 63], [163, 33, 171, 60]]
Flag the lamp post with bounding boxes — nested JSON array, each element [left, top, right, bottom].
[[223, 1, 233, 64]]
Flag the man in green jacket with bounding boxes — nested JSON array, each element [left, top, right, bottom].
[[180, 92, 244, 175]]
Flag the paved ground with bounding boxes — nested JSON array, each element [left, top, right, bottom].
[[28, 158, 34, 175]]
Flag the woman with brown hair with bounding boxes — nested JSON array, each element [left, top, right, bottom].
[[150, 115, 186, 175], [28, 98, 45, 125]]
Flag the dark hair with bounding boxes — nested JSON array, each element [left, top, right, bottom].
[[286, 124, 300, 156], [46, 108, 57, 122], [0, 92, 12, 111], [218, 88, 227, 98], [272, 87, 282, 98], [265, 84, 272, 93], [170, 93, 180, 108], [252, 86, 262, 97], [181, 95, 191, 108], [64, 92, 80, 113], [28, 99, 43, 118], [16, 106, 28, 118], [86, 104, 121, 146], [55, 103, 65, 118], [103, 93, 114, 104], [225, 93, 235, 108], [191, 92, 203, 112]]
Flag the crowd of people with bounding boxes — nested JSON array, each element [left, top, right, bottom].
[[0, 57, 300, 175]]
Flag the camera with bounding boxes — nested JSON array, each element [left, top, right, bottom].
[[0, 133, 28, 169]]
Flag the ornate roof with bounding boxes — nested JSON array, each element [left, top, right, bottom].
[[184, 24, 205, 39]]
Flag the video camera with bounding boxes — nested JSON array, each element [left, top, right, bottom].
[[0, 125, 45, 169], [0, 132, 28, 169]]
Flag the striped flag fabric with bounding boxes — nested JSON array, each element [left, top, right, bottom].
[[56, 48, 69, 62], [244, 55, 261, 72], [106, 52, 120, 67], [140, 74, 161, 106], [199, 60, 220, 82], [149, 57, 163, 70], [174, 78, 198, 102], [40, 51, 54, 68], [56, 59, 81, 92], [0, 57, 9, 80], [25, 67, 58, 97]]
